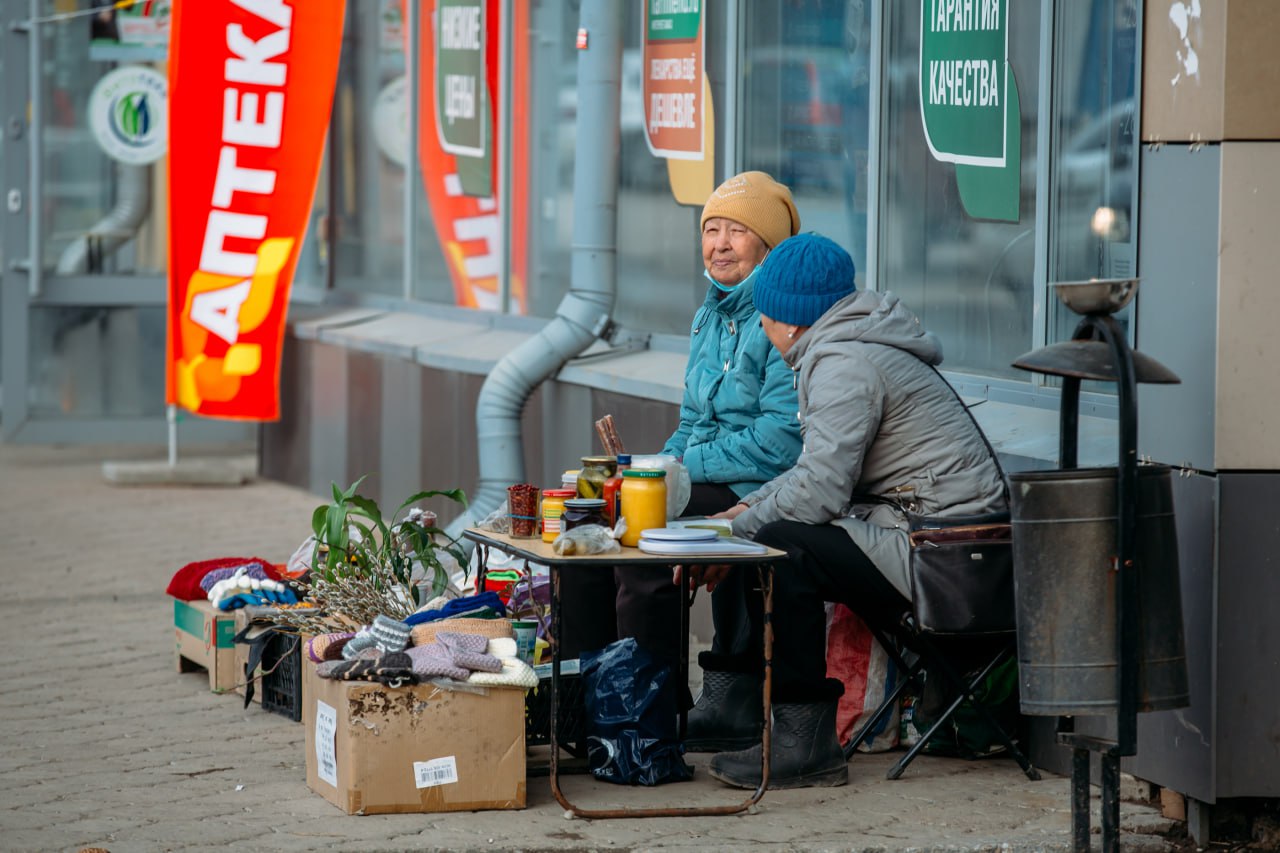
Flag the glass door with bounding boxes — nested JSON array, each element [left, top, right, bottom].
[[1, 1, 249, 444]]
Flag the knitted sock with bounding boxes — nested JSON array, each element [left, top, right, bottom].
[[317, 659, 373, 680], [307, 632, 355, 663], [369, 615, 411, 652], [199, 562, 269, 594], [341, 627, 377, 660], [370, 651, 417, 687], [406, 644, 470, 681]]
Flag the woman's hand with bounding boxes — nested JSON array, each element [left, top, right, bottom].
[[672, 564, 732, 592], [710, 502, 750, 521]]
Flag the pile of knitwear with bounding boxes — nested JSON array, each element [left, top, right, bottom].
[[310, 593, 537, 689]]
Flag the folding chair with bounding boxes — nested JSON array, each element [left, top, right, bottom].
[[841, 534, 1041, 782]]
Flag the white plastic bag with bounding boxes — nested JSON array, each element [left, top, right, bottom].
[[630, 454, 691, 518]]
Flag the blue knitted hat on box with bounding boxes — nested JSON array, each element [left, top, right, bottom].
[[752, 233, 856, 327]]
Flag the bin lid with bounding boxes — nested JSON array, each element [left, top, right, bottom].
[[1012, 341, 1180, 384]]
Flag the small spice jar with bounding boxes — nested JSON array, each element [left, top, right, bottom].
[[620, 469, 667, 547], [540, 489, 576, 542], [577, 456, 617, 499], [561, 498, 608, 531]]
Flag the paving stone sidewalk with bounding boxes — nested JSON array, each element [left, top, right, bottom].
[[0, 443, 1186, 853]]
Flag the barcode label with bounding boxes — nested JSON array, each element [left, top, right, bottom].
[[315, 701, 338, 787], [414, 756, 459, 789]]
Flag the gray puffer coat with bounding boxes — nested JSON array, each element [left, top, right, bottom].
[[732, 289, 1005, 599]]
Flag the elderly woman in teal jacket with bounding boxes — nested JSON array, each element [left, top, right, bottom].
[[561, 172, 803, 749]]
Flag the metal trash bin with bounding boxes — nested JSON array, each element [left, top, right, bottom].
[[1010, 464, 1189, 716]]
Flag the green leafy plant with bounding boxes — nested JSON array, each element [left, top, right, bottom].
[[277, 477, 469, 634], [312, 475, 468, 596]]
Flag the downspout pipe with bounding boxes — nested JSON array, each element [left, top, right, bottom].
[[446, 0, 622, 537], [56, 163, 152, 275]]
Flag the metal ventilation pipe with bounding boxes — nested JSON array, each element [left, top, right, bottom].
[[56, 163, 152, 274], [447, 0, 622, 537]]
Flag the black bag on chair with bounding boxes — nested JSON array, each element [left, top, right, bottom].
[[907, 511, 1014, 635]]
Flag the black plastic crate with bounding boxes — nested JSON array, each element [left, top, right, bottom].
[[260, 632, 303, 722], [525, 670, 586, 752]]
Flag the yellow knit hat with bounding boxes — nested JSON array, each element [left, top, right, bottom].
[[700, 171, 801, 249]]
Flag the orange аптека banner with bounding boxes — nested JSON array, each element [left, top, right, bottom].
[[166, 0, 345, 420]]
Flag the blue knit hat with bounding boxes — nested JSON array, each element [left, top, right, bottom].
[[752, 233, 856, 327]]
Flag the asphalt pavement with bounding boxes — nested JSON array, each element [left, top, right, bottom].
[[0, 442, 1187, 852]]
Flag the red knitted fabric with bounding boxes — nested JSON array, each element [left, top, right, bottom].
[[165, 556, 282, 600]]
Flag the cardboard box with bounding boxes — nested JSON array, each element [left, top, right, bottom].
[[232, 609, 263, 704], [304, 667, 526, 814], [1143, 0, 1280, 142], [173, 598, 237, 693]]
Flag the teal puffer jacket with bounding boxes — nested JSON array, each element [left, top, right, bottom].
[[660, 278, 802, 497]]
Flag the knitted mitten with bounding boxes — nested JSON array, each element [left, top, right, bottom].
[[438, 632, 502, 673], [406, 643, 470, 681]]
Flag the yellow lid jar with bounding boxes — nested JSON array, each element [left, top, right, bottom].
[[619, 469, 667, 547]]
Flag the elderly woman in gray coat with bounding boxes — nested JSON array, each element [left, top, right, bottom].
[[695, 232, 1006, 790]]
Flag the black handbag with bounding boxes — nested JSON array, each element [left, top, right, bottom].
[[907, 510, 1014, 635], [902, 368, 1014, 635]]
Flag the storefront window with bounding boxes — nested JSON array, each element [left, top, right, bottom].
[[1047, 0, 1139, 346], [880, 1, 1040, 381], [612, 6, 715, 336], [27, 306, 166, 418], [525, 2, 725, 334], [741, 0, 872, 284], [330, 0, 407, 297], [40, 20, 167, 277]]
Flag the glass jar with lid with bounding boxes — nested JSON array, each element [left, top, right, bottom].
[[562, 498, 609, 531], [540, 489, 577, 542], [619, 469, 667, 547], [576, 456, 617, 499]]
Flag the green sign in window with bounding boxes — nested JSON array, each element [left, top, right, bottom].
[[647, 0, 701, 42], [435, 0, 487, 158], [919, 0, 1007, 167]]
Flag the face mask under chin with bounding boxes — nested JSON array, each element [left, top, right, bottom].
[[704, 262, 763, 293]]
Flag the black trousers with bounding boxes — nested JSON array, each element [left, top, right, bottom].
[[752, 520, 911, 699], [559, 482, 742, 664]]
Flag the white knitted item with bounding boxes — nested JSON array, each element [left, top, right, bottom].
[[467, 657, 538, 688], [487, 637, 519, 659]]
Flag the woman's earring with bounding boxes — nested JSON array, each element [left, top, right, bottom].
[[787, 329, 796, 339]]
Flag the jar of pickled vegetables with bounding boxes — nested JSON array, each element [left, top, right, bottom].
[[576, 456, 617, 499]]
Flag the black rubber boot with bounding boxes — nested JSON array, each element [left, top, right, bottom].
[[685, 666, 764, 753], [708, 680, 848, 789]]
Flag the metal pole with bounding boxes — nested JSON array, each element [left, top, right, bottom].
[[1071, 748, 1090, 852], [497, 0, 513, 313], [404, 0, 419, 300], [167, 404, 178, 467], [27, 0, 42, 298]]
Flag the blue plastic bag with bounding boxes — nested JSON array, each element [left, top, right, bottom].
[[580, 637, 693, 786]]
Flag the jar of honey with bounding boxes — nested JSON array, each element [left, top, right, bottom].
[[540, 489, 576, 542], [619, 469, 667, 547]]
